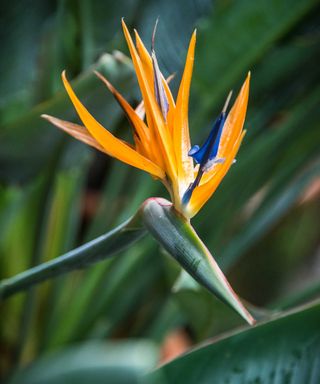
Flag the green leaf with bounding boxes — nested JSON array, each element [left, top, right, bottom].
[[140, 198, 255, 325], [0, 1, 55, 105], [49, 239, 164, 347], [0, 52, 134, 184], [9, 340, 159, 384], [221, 159, 320, 269], [193, 0, 318, 127], [152, 300, 320, 384], [271, 278, 320, 311], [0, 214, 145, 300]]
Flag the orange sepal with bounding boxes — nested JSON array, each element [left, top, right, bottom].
[[121, 19, 177, 180], [41, 114, 105, 152], [187, 131, 246, 217], [174, 31, 196, 186], [62, 71, 165, 179], [94, 71, 153, 159], [218, 73, 250, 158]]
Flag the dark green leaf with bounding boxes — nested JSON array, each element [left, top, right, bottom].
[[0, 214, 145, 300], [153, 301, 320, 384], [9, 341, 159, 384]]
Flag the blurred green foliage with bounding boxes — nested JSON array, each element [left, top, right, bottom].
[[1, 0, 319, 382]]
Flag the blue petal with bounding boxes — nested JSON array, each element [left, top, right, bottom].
[[182, 185, 193, 206], [188, 145, 200, 159], [183, 91, 232, 206], [188, 112, 226, 166]]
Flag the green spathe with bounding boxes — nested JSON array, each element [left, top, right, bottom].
[[140, 197, 255, 325]]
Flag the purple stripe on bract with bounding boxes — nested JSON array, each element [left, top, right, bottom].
[[152, 50, 169, 121]]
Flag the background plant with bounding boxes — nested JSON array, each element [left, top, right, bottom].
[[0, 0, 319, 382]]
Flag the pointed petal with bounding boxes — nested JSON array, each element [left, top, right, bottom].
[[61, 71, 165, 179], [94, 71, 152, 159], [152, 50, 169, 120], [187, 131, 246, 217], [133, 73, 176, 123], [174, 31, 196, 187], [41, 114, 105, 152], [133, 30, 154, 89], [135, 100, 145, 120], [134, 30, 175, 111], [218, 73, 250, 157], [122, 20, 176, 180]]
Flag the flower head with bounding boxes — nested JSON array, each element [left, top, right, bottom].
[[42, 20, 250, 219]]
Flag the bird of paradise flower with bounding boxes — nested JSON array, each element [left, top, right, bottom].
[[42, 19, 250, 220]]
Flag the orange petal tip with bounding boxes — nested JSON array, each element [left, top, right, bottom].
[[41, 114, 57, 124], [93, 70, 109, 84]]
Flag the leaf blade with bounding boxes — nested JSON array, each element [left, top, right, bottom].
[[153, 300, 320, 384], [0, 215, 146, 300]]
